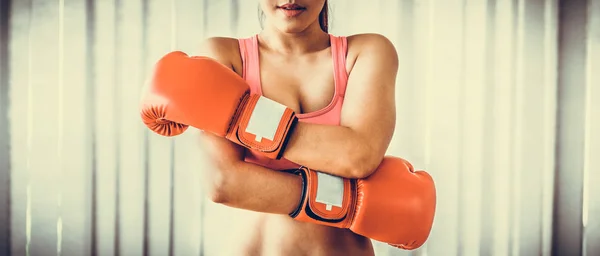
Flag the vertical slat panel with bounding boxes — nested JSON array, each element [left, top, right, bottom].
[[0, 0, 11, 254], [479, 1, 498, 254], [27, 0, 61, 254], [584, 0, 600, 255], [174, 0, 206, 53], [93, 0, 118, 255], [552, 0, 587, 255], [489, 1, 517, 255], [329, 0, 356, 35], [541, 0, 558, 255], [352, 0, 380, 35], [8, 0, 32, 255], [203, 0, 234, 38], [513, 0, 554, 255], [326, 0, 352, 36], [422, 1, 464, 255], [60, 0, 92, 255], [233, 0, 260, 38], [145, 0, 175, 255], [411, 1, 436, 254], [230, 0, 239, 35], [171, 0, 206, 254], [389, 0, 415, 161], [84, 0, 97, 254], [171, 130, 204, 256], [460, 1, 488, 255], [116, 0, 146, 254]]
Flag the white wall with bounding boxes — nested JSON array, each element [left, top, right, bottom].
[[1, 0, 599, 255]]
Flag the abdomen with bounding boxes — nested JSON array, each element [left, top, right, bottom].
[[243, 214, 375, 256]]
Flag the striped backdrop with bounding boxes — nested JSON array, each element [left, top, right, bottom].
[[0, 0, 599, 255]]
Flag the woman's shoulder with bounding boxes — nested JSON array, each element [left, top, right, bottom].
[[345, 33, 397, 56], [342, 33, 398, 73], [198, 36, 243, 75]]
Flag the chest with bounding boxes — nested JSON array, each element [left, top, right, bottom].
[[257, 51, 336, 115]]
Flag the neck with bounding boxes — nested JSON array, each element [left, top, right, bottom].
[[258, 22, 330, 55]]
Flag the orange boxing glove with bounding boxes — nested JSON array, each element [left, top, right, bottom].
[[140, 51, 298, 159], [287, 156, 436, 250]]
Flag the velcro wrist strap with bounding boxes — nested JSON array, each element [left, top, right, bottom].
[[229, 95, 297, 159], [289, 167, 356, 228]]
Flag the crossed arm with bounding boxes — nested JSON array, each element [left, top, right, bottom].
[[280, 35, 398, 179], [197, 34, 399, 210]]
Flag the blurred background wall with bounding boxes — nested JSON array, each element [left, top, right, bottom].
[[0, 0, 599, 255]]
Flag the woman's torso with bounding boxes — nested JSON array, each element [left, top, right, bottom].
[[225, 34, 375, 256], [241, 34, 346, 170]]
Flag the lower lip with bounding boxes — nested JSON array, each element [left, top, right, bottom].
[[279, 8, 304, 17]]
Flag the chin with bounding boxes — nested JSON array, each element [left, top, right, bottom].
[[275, 23, 312, 34], [279, 27, 309, 34]]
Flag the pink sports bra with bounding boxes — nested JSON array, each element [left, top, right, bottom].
[[238, 34, 350, 170]]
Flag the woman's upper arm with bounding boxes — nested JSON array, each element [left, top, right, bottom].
[[197, 36, 243, 70], [340, 34, 399, 161], [196, 37, 246, 164]]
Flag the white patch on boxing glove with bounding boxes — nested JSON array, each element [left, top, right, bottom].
[[315, 172, 344, 211], [245, 96, 287, 142]]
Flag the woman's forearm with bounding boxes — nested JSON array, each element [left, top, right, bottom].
[[207, 160, 304, 215], [281, 122, 381, 179], [198, 130, 304, 215], [280, 34, 399, 179]]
